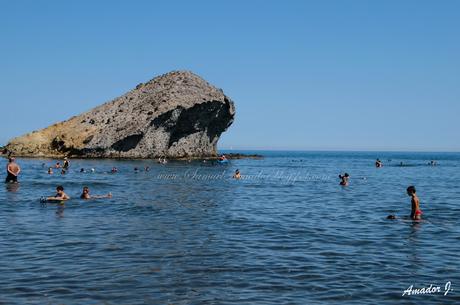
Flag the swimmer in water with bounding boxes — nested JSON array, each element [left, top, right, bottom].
[[48, 167, 53, 175], [46, 185, 70, 201], [218, 154, 227, 161], [80, 186, 112, 200], [338, 173, 349, 186], [63, 157, 70, 170], [145, 166, 150, 172], [111, 167, 118, 173], [407, 185, 422, 220], [375, 159, 383, 168], [5, 157, 21, 183], [55, 162, 61, 169], [233, 169, 241, 179]]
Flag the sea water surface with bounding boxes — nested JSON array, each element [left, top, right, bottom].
[[0, 151, 459, 305]]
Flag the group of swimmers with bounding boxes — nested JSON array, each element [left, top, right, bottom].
[[6, 154, 239, 201], [218, 155, 228, 162], [6, 155, 424, 219], [42, 185, 112, 202], [338, 158, 425, 220], [5, 157, 111, 202], [376, 158, 438, 168], [46, 158, 71, 174]]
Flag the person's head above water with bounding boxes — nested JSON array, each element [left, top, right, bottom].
[[56, 185, 64, 194], [344, 173, 349, 177], [407, 185, 416, 195], [8, 157, 15, 162], [80, 186, 90, 199]]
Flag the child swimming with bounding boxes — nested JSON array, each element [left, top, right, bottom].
[[45, 185, 70, 201], [80, 186, 112, 199], [407, 185, 422, 220]]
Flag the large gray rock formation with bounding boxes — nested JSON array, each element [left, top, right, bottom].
[[5, 71, 235, 158]]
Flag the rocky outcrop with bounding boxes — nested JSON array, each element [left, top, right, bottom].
[[5, 71, 235, 158]]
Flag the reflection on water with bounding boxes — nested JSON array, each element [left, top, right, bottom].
[[5, 183, 20, 193], [55, 203, 65, 218], [0, 151, 459, 304]]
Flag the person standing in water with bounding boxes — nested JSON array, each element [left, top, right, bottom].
[[407, 186, 422, 220], [5, 157, 21, 183], [63, 157, 70, 170]]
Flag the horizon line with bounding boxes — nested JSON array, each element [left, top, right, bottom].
[[218, 147, 460, 153]]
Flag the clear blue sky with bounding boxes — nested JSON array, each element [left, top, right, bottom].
[[1, 1, 459, 151]]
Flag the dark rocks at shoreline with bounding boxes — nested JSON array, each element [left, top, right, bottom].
[[223, 153, 263, 160]]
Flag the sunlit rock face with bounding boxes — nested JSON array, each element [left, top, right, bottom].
[[5, 71, 235, 159]]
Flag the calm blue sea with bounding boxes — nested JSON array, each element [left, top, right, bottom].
[[1, 151, 459, 305]]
